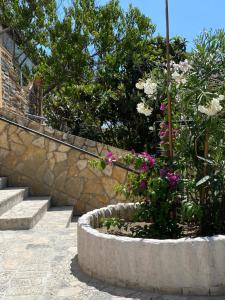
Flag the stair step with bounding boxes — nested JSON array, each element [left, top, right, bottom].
[[34, 206, 73, 229], [0, 196, 51, 230], [0, 187, 28, 216], [0, 177, 7, 189]]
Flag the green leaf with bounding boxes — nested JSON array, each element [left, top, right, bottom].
[[196, 176, 210, 187]]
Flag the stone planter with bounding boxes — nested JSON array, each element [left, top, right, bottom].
[[78, 203, 225, 296]]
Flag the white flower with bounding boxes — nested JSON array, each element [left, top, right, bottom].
[[179, 59, 192, 73], [136, 77, 158, 98], [218, 95, 224, 101], [198, 95, 223, 116], [143, 79, 157, 96], [172, 71, 187, 85], [172, 71, 180, 80], [137, 102, 153, 116], [136, 80, 145, 90]]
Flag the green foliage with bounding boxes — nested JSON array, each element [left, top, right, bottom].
[[90, 149, 184, 238], [172, 29, 225, 235], [89, 159, 106, 170], [1, 0, 186, 150], [91, 29, 225, 239], [0, 0, 57, 65], [101, 217, 127, 231]]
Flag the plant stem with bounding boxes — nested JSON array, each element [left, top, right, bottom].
[[165, 0, 173, 159]]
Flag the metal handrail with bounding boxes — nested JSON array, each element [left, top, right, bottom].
[[0, 115, 138, 174]]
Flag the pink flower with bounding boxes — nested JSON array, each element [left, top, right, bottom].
[[160, 103, 166, 112], [167, 172, 180, 189], [160, 168, 180, 189], [159, 130, 167, 137], [140, 162, 149, 172], [140, 180, 147, 190], [160, 122, 168, 129], [141, 152, 155, 167], [160, 167, 169, 177], [105, 151, 117, 165]]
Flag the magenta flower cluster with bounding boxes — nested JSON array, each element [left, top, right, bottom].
[[105, 151, 117, 165], [160, 168, 180, 189]]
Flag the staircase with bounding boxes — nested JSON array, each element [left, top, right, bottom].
[[0, 177, 73, 230]]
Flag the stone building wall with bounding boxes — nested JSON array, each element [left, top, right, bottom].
[[0, 110, 128, 214], [0, 45, 30, 115]]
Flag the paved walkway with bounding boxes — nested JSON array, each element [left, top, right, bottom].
[[0, 219, 224, 300]]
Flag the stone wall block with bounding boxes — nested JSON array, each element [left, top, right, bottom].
[[77, 160, 88, 171], [0, 123, 8, 134], [48, 141, 57, 152], [103, 165, 112, 177], [58, 144, 70, 152], [54, 151, 67, 163], [74, 136, 85, 147], [84, 180, 105, 195], [10, 142, 26, 156], [64, 177, 84, 198], [101, 177, 118, 199], [32, 137, 45, 148], [112, 167, 127, 183], [18, 131, 35, 144], [43, 169, 55, 186], [9, 132, 23, 145], [54, 171, 67, 192], [85, 139, 96, 147], [1, 131, 9, 149]]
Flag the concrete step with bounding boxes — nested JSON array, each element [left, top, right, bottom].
[[0, 187, 28, 216], [34, 206, 73, 230], [0, 177, 7, 189], [0, 196, 51, 230]]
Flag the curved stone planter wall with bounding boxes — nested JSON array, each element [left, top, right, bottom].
[[78, 203, 225, 296]]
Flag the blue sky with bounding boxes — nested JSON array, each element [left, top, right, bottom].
[[97, 0, 225, 48]]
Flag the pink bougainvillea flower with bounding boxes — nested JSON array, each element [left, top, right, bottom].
[[140, 180, 147, 190], [140, 162, 149, 172], [141, 152, 155, 167], [167, 172, 180, 189], [160, 168, 180, 189], [160, 122, 168, 129], [159, 167, 169, 177], [105, 151, 117, 165], [160, 103, 166, 112], [159, 130, 167, 137]]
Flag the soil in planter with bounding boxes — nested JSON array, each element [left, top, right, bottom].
[[97, 222, 199, 239]]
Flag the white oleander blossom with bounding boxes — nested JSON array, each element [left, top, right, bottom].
[[172, 71, 187, 85], [136, 80, 145, 90], [137, 102, 153, 116], [198, 95, 224, 116], [136, 77, 157, 99], [171, 59, 192, 86], [143, 78, 157, 97]]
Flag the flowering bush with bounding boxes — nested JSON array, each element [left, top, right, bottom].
[[135, 30, 225, 236], [91, 149, 184, 238], [91, 30, 225, 239]]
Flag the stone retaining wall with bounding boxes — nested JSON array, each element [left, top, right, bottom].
[[78, 203, 225, 296], [0, 45, 30, 114], [0, 112, 128, 214]]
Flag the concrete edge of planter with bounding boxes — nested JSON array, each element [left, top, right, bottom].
[[77, 203, 225, 296], [78, 203, 225, 244]]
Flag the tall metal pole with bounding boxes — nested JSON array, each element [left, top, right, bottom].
[[165, 0, 173, 158]]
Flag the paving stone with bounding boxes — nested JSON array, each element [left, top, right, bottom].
[[0, 220, 225, 300]]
